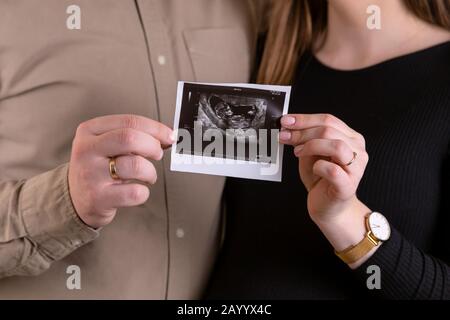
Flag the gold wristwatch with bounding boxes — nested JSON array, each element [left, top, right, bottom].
[[335, 212, 391, 264]]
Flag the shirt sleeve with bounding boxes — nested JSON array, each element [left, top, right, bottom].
[[353, 151, 450, 300], [0, 163, 99, 278]]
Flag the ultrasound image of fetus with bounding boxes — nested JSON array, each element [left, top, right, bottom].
[[227, 104, 257, 129], [210, 96, 234, 120], [207, 95, 264, 130]]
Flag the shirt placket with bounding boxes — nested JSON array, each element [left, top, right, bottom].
[[134, 0, 178, 299]]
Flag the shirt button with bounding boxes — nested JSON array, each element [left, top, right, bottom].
[[72, 239, 82, 246], [157, 55, 166, 66], [176, 228, 185, 238]]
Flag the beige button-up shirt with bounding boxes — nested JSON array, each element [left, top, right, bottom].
[[0, 0, 262, 299]]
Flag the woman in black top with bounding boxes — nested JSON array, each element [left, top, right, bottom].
[[206, 0, 450, 299]]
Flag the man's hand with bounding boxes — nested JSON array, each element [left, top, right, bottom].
[[68, 114, 174, 229]]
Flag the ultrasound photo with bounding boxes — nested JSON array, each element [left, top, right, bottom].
[[171, 81, 291, 182], [176, 82, 286, 161]]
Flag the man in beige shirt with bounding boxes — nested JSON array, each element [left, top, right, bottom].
[[0, 0, 262, 299]]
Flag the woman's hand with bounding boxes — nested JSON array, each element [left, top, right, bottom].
[[68, 114, 174, 229], [279, 113, 375, 267]]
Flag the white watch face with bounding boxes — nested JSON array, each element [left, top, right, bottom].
[[368, 212, 391, 241]]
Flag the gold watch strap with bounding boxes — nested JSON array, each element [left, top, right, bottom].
[[335, 233, 378, 264]]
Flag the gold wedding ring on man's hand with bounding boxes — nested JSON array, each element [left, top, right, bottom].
[[109, 157, 121, 180]]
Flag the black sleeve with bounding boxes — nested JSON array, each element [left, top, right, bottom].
[[354, 151, 450, 300]]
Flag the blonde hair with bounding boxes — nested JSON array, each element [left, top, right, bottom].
[[257, 0, 450, 85]]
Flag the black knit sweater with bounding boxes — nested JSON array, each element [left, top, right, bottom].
[[205, 41, 450, 300]]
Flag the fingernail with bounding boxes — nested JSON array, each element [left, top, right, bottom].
[[159, 149, 164, 160], [294, 145, 304, 155], [279, 131, 291, 141], [281, 116, 296, 126], [169, 130, 177, 144]]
